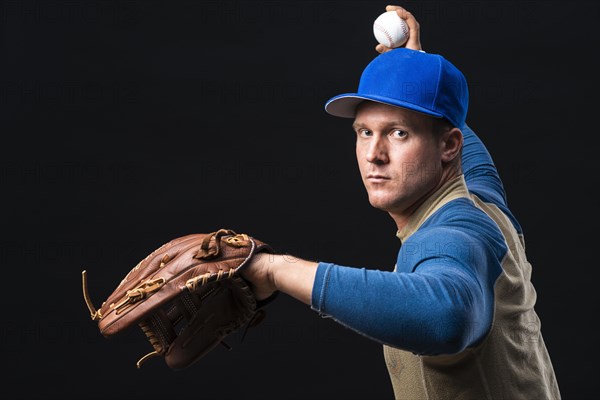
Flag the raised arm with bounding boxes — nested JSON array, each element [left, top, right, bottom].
[[461, 124, 522, 234], [461, 125, 507, 205]]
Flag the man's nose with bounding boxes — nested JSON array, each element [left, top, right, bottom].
[[366, 135, 389, 164]]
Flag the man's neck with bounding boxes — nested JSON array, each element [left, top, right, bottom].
[[391, 167, 461, 231]]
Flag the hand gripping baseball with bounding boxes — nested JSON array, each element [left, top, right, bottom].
[[375, 5, 422, 54], [82, 229, 277, 369]]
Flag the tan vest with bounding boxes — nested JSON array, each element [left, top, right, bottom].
[[384, 176, 561, 400]]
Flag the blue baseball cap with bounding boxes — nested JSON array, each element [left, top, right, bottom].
[[324, 48, 469, 129]]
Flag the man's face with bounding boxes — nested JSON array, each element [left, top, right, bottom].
[[353, 101, 444, 217]]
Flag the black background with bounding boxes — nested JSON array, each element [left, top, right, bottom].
[[2, 1, 599, 399]]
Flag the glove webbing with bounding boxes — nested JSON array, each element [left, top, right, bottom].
[[137, 290, 202, 367]]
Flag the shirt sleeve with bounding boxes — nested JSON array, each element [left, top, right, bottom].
[[461, 124, 507, 208], [461, 124, 522, 233], [311, 227, 498, 356]]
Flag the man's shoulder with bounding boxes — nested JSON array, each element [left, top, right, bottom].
[[400, 198, 508, 269], [415, 197, 505, 246]]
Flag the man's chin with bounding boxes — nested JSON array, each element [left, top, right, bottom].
[[368, 198, 396, 213]]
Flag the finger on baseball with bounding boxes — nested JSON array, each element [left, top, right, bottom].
[[385, 4, 407, 15], [386, 5, 422, 50], [401, 11, 420, 36], [388, 6, 419, 34], [375, 44, 393, 54]]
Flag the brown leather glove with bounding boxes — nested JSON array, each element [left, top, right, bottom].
[[82, 229, 276, 370]]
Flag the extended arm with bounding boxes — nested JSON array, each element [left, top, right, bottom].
[[244, 226, 497, 355]]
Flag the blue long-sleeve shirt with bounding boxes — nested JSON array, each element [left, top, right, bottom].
[[310, 125, 518, 355]]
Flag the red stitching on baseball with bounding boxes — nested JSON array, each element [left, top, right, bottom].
[[374, 22, 394, 48]]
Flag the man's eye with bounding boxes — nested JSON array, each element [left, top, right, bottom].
[[391, 129, 408, 138], [358, 129, 372, 137]]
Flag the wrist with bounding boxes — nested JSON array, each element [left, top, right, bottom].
[[264, 253, 278, 292], [265, 254, 318, 305], [258, 251, 280, 297]]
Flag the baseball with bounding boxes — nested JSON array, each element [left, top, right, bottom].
[[373, 10, 409, 48]]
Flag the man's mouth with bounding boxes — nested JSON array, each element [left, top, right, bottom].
[[367, 174, 390, 182]]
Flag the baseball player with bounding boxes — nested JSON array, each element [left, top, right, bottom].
[[241, 5, 561, 399]]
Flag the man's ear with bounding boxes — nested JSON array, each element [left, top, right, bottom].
[[441, 127, 463, 163]]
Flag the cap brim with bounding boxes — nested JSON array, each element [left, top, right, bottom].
[[324, 93, 444, 120]]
